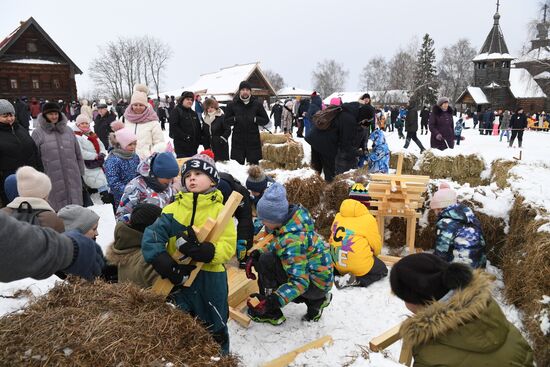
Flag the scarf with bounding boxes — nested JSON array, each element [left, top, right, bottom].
[[111, 148, 136, 159], [240, 96, 251, 105], [143, 175, 169, 193], [75, 130, 101, 154], [203, 111, 217, 126], [123, 104, 159, 124]]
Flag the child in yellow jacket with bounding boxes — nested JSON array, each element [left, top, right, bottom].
[[329, 183, 388, 288]]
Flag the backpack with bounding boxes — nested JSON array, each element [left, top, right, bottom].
[[10, 201, 49, 225], [311, 106, 342, 130]]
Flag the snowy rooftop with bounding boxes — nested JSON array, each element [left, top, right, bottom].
[[509, 68, 547, 99], [277, 86, 313, 96], [514, 46, 550, 63], [534, 71, 550, 79], [466, 87, 489, 104], [472, 52, 514, 61], [4, 58, 61, 65]]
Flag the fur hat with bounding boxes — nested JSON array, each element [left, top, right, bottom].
[[437, 97, 450, 106], [75, 114, 90, 125], [238, 81, 251, 91], [129, 203, 162, 233], [0, 99, 15, 115], [42, 102, 61, 115], [181, 150, 219, 188], [151, 152, 179, 178], [3, 174, 18, 202], [180, 91, 194, 100], [58, 205, 100, 234], [257, 183, 289, 224], [16, 166, 52, 199], [246, 165, 270, 194], [112, 127, 137, 150], [130, 84, 149, 106], [430, 182, 457, 209], [390, 253, 473, 305]]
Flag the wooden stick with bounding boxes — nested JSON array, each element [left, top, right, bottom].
[[378, 254, 402, 266], [262, 335, 333, 367], [247, 233, 274, 255], [229, 306, 251, 328], [396, 153, 404, 175], [369, 324, 401, 352]]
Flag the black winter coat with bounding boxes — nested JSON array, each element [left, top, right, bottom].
[[420, 108, 430, 125], [307, 95, 322, 120], [224, 95, 269, 164], [358, 102, 375, 126], [0, 121, 43, 205], [219, 172, 253, 246], [335, 103, 363, 174], [201, 112, 231, 161], [510, 113, 527, 129], [429, 105, 455, 150], [94, 112, 117, 148], [14, 100, 30, 130], [169, 104, 202, 158], [270, 104, 283, 124], [405, 106, 418, 132]]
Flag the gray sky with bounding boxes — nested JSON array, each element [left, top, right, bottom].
[[2, 0, 541, 96]]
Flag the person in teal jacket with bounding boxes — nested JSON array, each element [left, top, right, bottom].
[[142, 150, 236, 354], [245, 183, 333, 325]]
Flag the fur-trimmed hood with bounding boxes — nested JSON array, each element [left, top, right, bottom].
[[431, 104, 454, 116], [105, 222, 143, 266], [401, 271, 499, 350]]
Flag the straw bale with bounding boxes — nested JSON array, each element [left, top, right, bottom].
[[284, 174, 326, 212], [0, 279, 238, 366], [262, 142, 303, 165], [418, 151, 487, 186], [260, 132, 288, 144], [490, 159, 518, 189], [389, 153, 418, 174]]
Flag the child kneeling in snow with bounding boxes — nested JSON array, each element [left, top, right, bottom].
[[330, 183, 387, 288], [431, 183, 486, 268], [142, 150, 236, 354], [245, 183, 334, 325], [390, 253, 533, 366]]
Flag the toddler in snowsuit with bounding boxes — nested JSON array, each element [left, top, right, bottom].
[[116, 152, 179, 223], [104, 124, 140, 211], [330, 183, 387, 288], [142, 150, 236, 354], [390, 253, 533, 366], [367, 126, 390, 174], [245, 183, 334, 325], [454, 117, 464, 145], [106, 203, 162, 288], [431, 183, 486, 268]]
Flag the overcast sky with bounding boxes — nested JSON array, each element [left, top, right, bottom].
[[2, 0, 542, 96]]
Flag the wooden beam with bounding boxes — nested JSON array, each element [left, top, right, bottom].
[[262, 335, 333, 367], [378, 254, 402, 266], [369, 324, 401, 352], [229, 306, 251, 328], [396, 153, 404, 175], [247, 233, 274, 255]]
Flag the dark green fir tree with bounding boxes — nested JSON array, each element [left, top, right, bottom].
[[411, 33, 438, 107]]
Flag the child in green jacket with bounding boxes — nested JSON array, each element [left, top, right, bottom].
[[142, 150, 236, 354], [245, 183, 333, 325]]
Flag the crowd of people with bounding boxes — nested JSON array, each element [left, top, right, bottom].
[[0, 81, 537, 365]]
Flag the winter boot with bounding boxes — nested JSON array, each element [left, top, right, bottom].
[[302, 293, 333, 322], [247, 307, 286, 325], [335, 274, 360, 289]]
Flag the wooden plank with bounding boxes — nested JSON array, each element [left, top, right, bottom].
[[229, 306, 251, 328], [396, 153, 404, 175], [399, 341, 413, 366], [406, 216, 417, 254], [184, 192, 244, 287], [378, 254, 402, 266], [370, 174, 430, 183], [262, 335, 333, 367], [369, 324, 401, 352], [247, 233, 275, 254], [248, 296, 261, 308]]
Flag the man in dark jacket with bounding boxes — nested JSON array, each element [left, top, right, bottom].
[[218, 172, 253, 267], [94, 102, 117, 148], [224, 81, 270, 164], [419, 106, 430, 135], [0, 210, 105, 282], [358, 93, 376, 134], [270, 101, 283, 133], [403, 102, 426, 153], [429, 97, 455, 151], [483, 109, 494, 135], [305, 111, 338, 182], [390, 106, 399, 132], [169, 91, 203, 158], [335, 102, 363, 175], [14, 97, 31, 130], [509, 108, 527, 148]]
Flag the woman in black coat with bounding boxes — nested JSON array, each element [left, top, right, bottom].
[[201, 98, 231, 161], [509, 108, 527, 148], [0, 99, 42, 206]]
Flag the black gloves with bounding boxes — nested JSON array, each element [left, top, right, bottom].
[[247, 293, 281, 315], [177, 226, 215, 263], [63, 231, 105, 281], [245, 249, 261, 280], [151, 252, 196, 285], [99, 191, 113, 204]]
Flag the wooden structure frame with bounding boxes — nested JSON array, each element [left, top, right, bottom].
[[151, 191, 243, 296], [369, 154, 430, 254], [369, 323, 412, 366], [262, 335, 333, 367]]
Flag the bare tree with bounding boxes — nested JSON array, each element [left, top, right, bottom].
[[90, 36, 172, 100], [438, 39, 477, 104], [263, 69, 285, 92], [359, 56, 390, 90], [312, 59, 349, 97], [388, 50, 416, 90]]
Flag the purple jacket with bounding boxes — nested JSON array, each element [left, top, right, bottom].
[[429, 105, 455, 150]]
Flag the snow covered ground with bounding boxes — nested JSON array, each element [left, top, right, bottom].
[[1, 120, 548, 366]]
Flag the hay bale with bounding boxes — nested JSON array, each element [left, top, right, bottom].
[[323, 178, 352, 212], [415, 209, 438, 251], [284, 174, 327, 212], [312, 208, 336, 240], [389, 153, 418, 174], [260, 132, 288, 144], [490, 159, 518, 189], [259, 160, 282, 170], [0, 279, 238, 366], [418, 151, 487, 186], [262, 142, 304, 166], [501, 196, 550, 366]]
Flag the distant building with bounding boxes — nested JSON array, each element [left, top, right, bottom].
[[456, 4, 548, 113], [323, 90, 409, 107], [0, 17, 82, 102]]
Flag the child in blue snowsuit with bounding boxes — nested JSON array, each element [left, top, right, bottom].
[[430, 182, 486, 268], [367, 127, 390, 174], [454, 118, 464, 145]]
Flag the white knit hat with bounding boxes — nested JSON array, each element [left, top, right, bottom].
[[430, 182, 457, 209], [130, 84, 149, 106], [16, 166, 52, 199], [75, 114, 90, 125]]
